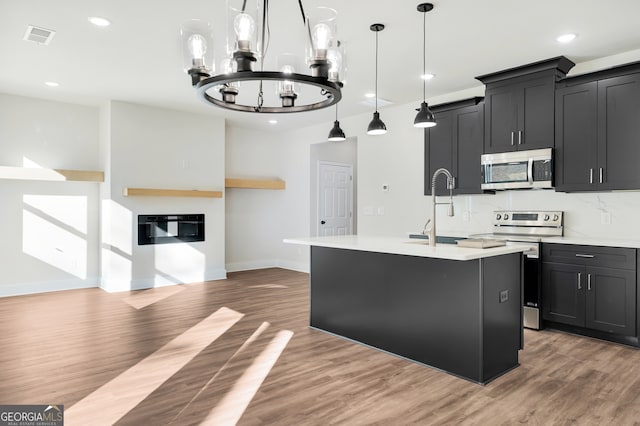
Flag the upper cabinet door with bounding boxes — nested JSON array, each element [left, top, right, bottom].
[[424, 110, 454, 196], [597, 73, 640, 190], [453, 104, 484, 194], [424, 98, 484, 196], [519, 77, 556, 150], [554, 81, 598, 192], [484, 85, 517, 153], [484, 77, 556, 153]]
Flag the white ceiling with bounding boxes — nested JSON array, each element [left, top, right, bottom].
[[2, 0, 640, 131]]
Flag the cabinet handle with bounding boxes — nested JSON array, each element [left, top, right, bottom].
[[575, 254, 595, 258], [599, 167, 604, 184], [589, 168, 593, 184], [518, 130, 523, 145], [587, 273, 592, 291], [510, 132, 515, 146], [577, 272, 582, 290]]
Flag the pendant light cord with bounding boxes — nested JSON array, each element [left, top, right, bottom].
[[422, 10, 426, 102], [375, 30, 379, 112]]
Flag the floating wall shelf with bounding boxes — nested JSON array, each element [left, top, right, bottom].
[[123, 188, 223, 198], [0, 166, 104, 182], [225, 178, 286, 190]]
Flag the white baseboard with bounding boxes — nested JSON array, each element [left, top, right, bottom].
[[226, 259, 310, 274], [100, 268, 228, 293], [276, 260, 309, 273], [225, 259, 280, 273], [0, 278, 100, 298]]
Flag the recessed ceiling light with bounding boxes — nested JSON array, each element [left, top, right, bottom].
[[88, 17, 111, 27], [364, 92, 376, 98], [421, 73, 435, 80], [556, 33, 576, 43], [45, 81, 59, 87], [268, 119, 278, 124]]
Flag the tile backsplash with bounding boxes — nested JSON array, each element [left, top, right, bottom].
[[437, 190, 640, 242]]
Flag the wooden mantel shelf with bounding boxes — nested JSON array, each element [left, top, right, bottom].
[[225, 178, 286, 190], [0, 166, 104, 182], [123, 188, 223, 198]]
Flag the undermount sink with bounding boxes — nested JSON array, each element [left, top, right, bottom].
[[407, 234, 467, 245]]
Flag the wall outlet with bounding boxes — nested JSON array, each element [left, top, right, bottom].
[[382, 184, 390, 192], [601, 212, 611, 225], [463, 211, 470, 222], [499, 290, 509, 303]]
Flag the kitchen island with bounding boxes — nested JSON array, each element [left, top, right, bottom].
[[285, 235, 528, 384]]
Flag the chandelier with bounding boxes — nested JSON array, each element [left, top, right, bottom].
[[181, 0, 345, 113]]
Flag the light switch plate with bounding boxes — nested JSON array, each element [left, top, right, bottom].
[[601, 212, 611, 225]]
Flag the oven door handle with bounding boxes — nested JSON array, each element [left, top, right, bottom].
[[527, 158, 534, 184]]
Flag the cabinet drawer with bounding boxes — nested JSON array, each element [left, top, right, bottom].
[[542, 244, 636, 270]]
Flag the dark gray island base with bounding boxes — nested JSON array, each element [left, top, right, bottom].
[[310, 246, 522, 384]]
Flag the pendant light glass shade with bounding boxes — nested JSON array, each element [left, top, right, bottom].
[[367, 112, 387, 135], [367, 23, 386, 136], [414, 101, 436, 128], [328, 120, 346, 141], [414, 3, 436, 128]]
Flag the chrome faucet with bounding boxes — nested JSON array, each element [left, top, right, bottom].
[[427, 168, 455, 247]]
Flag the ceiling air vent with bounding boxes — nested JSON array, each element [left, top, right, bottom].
[[23, 25, 56, 45]]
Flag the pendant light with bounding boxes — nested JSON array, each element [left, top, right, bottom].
[[328, 104, 346, 141], [414, 3, 437, 128], [367, 23, 387, 136]]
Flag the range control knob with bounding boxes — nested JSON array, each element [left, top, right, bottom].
[[503, 214, 509, 220], [553, 214, 559, 221], [544, 214, 550, 221], [496, 214, 502, 220]]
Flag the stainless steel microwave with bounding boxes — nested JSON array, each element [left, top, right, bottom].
[[481, 148, 553, 190]]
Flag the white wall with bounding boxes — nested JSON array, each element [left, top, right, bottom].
[[100, 101, 226, 292], [224, 125, 288, 272], [0, 94, 101, 296]]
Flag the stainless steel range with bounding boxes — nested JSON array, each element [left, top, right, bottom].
[[471, 210, 564, 330]]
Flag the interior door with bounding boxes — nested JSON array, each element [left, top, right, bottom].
[[318, 162, 353, 237]]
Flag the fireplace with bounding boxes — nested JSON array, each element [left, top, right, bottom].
[[138, 214, 204, 245]]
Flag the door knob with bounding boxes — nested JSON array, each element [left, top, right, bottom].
[[320, 220, 326, 224]]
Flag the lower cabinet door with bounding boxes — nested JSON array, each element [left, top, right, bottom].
[[542, 263, 586, 327], [586, 266, 637, 336]]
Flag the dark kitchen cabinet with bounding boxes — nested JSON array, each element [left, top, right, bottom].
[[554, 81, 598, 191], [482, 77, 555, 152], [424, 97, 484, 196], [542, 244, 637, 337], [542, 262, 585, 327], [555, 63, 640, 192], [476, 56, 575, 154]]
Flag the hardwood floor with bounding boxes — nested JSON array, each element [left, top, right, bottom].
[[1, 268, 640, 425]]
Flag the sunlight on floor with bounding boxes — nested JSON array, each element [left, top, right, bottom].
[[121, 285, 186, 309], [202, 329, 294, 425], [248, 284, 290, 289], [65, 307, 243, 426]]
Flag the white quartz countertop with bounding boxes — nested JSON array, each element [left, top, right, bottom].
[[284, 235, 529, 261]]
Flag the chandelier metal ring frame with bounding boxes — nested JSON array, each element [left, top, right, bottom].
[[195, 71, 342, 113], [183, 0, 345, 114]]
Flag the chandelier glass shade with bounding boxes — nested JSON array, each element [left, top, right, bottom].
[[181, 0, 346, 114]]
